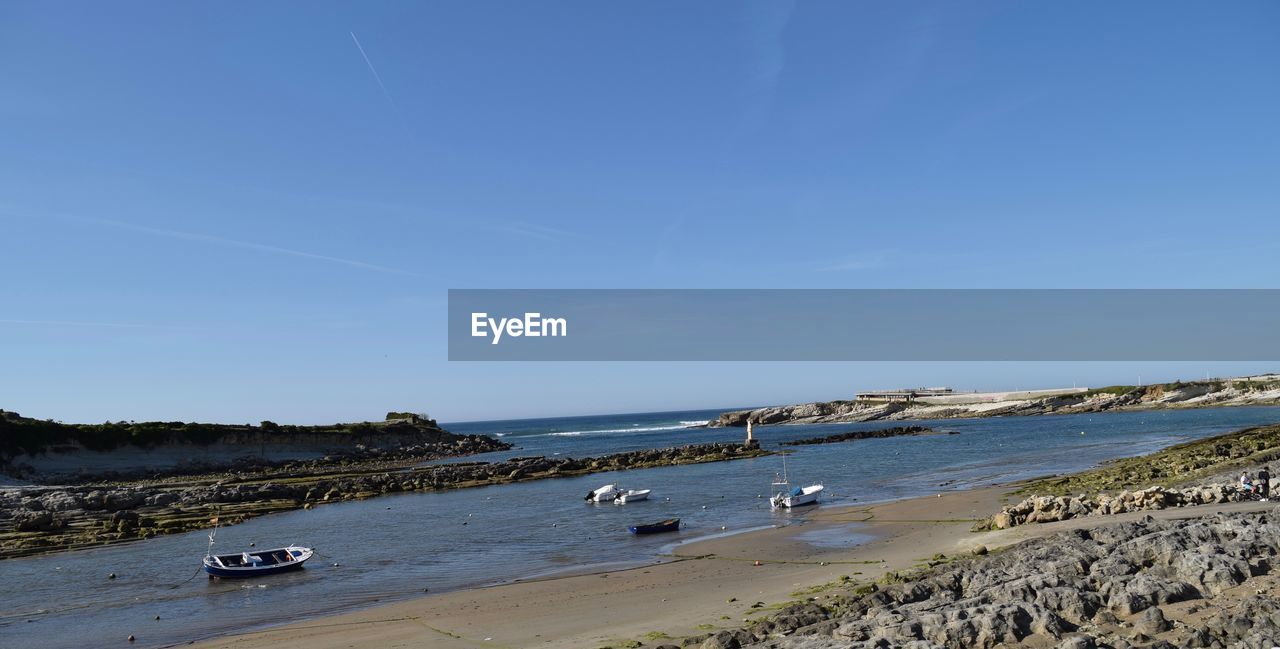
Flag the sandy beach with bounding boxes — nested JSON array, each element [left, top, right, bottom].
[[183, 481, 1276, 649], [188, 487, 1001, 649]]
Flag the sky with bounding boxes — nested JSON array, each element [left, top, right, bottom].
[[2, 2, 1279, 424]]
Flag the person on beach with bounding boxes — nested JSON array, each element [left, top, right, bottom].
[[1260, 466, 1272, 501]]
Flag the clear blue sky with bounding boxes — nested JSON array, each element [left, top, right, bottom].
[[3, 2, 1279, 424]]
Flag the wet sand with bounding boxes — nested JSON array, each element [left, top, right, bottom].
[[189, 487, 1003, 649], [186, 482, 1280, 649]]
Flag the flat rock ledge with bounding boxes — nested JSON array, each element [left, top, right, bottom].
[[979, 483, 1269, 530], [780, 426, 937, 447], [672, 512, 1280, 649]]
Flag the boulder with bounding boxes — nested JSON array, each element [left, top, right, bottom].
[[14, 510, 60, 532], [1134, 605, 1172, 635]]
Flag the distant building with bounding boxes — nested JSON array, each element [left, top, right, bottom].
[[855, 387, 954, 402]]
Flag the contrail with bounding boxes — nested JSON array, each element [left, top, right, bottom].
[[350, 31, 397, 109], [91, 218, 425, 277], [0, 319, 162, 329]]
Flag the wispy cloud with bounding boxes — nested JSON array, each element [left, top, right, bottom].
[[816, 249, 900, 272], [485, 219, 578, 242], [735, 0, 797, 137], [91, 218, 424, 277], [0, 318, 164, 329]]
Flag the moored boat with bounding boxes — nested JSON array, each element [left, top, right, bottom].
[[201, 515, 313, 578], [770, 484, 824, 509], [585, 484, 619, 502], [614, 489, 651, 503], [203, 546, 313, 578], [769, 455, 823, 509], [628, 518, 680, 534]]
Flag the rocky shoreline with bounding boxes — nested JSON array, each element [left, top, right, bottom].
[[677, 512, 1280, 649], [628, 422, 1280, 649], [0, 442, 769, 560], [709, 379, 1280, 428], [972, 423, 1280, 531]]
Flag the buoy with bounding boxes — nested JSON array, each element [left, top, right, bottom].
[[332, 562, 340, 567], [702, 505, 708, 509], [424, 587, 430, 592], [248, 542, 255, 547], [128, 635, 135, 642], [721, 526, 727, 530], [753, 560, 761, 566], [1081, 431, 1086, 436], [108, 573, 117, 580]]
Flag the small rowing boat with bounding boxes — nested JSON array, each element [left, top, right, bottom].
[[201, 515, 312, 578], [628, 518, 680, 535], [204, 546, 313, 578]]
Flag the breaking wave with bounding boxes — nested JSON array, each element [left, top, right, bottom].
[[547, 422, 704, 437]]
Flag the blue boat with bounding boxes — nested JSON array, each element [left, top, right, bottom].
[[203, 545, 313, 578], [201, 517, 313, 578], [628, 518, 680, 535]]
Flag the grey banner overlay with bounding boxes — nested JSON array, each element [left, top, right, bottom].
[[448, 289, 1280, 361]]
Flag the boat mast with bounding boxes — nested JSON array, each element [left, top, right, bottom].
[[206, 515, 220, 558], [773, 454, 790, 487]]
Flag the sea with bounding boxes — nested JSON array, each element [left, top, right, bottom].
[[4, 405, 1280, 648]]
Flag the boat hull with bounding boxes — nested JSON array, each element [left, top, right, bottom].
[[629, 518, 680, 534], [615, 489, 651, 503], [203, 561, 307, 578], [586, 484, 619, 502], [203, 546, 313, 578], [771, 485, 824, 509]]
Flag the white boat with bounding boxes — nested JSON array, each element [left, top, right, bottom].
[[585, 484, 619, 502], [770, 484, 824, 509], [769, 455, 822, 509], [614, 489, 651, 503]]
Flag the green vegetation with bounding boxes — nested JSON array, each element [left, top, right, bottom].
[[0, 409, 446, 458], [1018, 423, 1280, 497], [1234, 380, 1280, 392], [1080, 385, 1137, 397], [385, 411, 433, 421]]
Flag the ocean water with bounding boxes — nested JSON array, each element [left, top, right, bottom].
[[4, 406, 1280, 648]]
